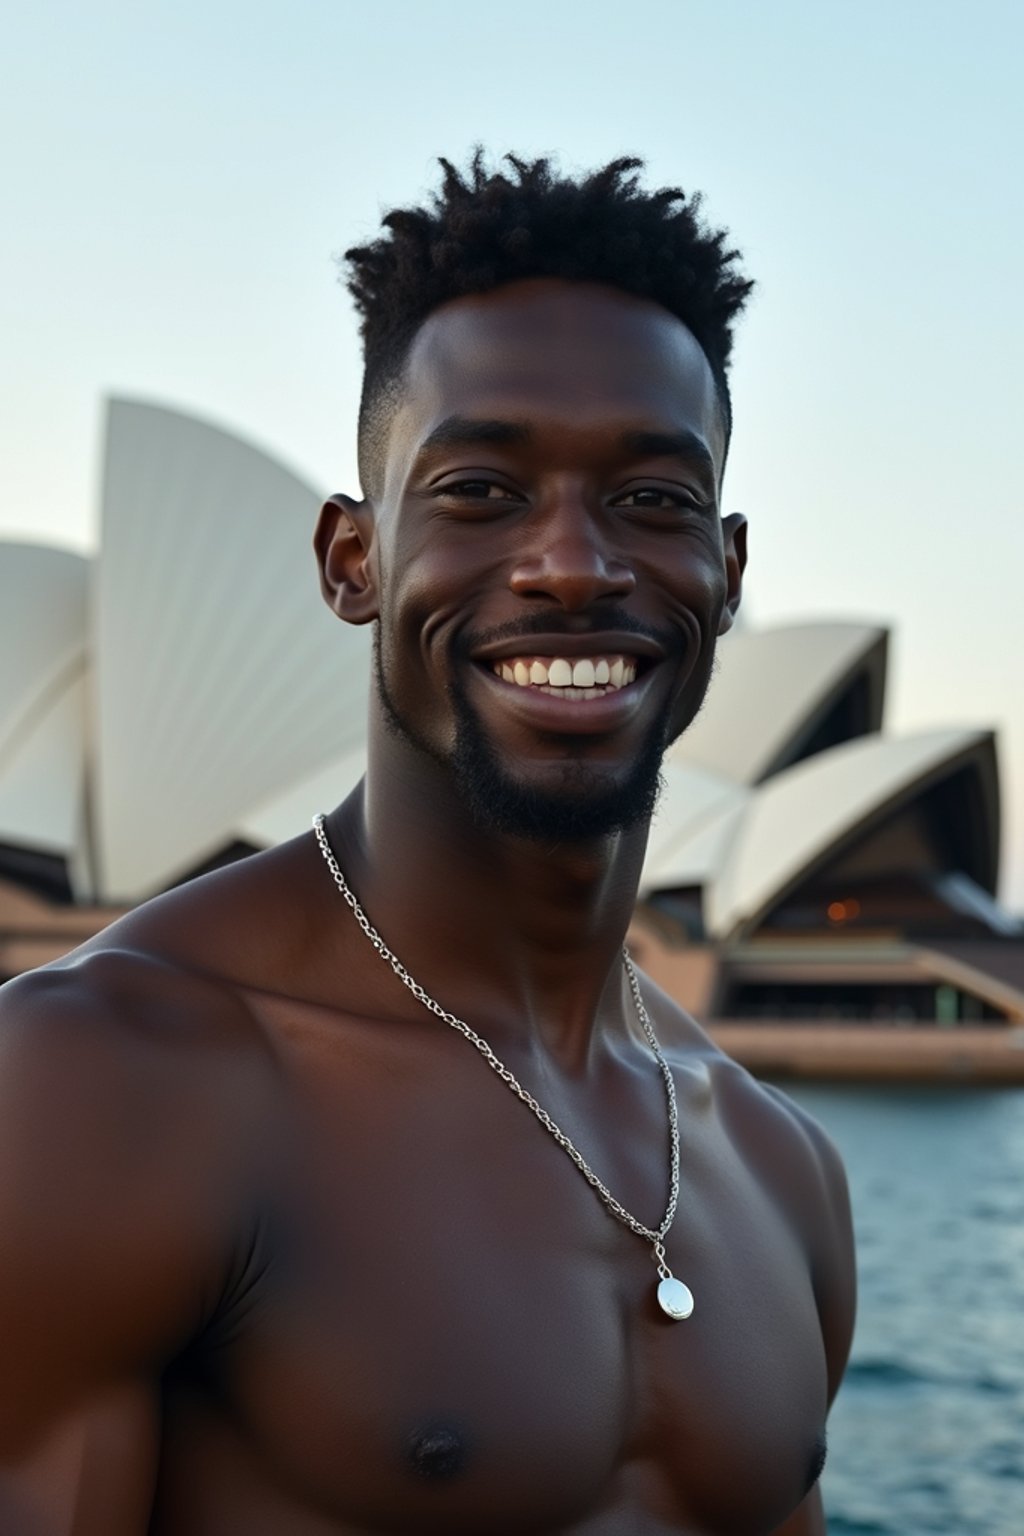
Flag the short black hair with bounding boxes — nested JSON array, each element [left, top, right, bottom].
[[344, 151, 754, 497]]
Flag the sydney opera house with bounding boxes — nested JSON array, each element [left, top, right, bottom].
[[3, 399, 1023, 1076]]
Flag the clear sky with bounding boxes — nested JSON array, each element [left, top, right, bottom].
[[3, 0, 1022, 909]]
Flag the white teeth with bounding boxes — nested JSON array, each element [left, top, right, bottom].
[[492, 654, 640, 696]]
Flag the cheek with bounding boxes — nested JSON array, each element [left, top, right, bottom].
[[383, 525, 507, 655], [375, 539, 481, 727], [661, 542, 730, 629]]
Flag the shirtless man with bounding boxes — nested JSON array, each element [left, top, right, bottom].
[[0, 154, 855, 1534]]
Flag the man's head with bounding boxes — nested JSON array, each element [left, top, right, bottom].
[[316, 154, 752, 844]]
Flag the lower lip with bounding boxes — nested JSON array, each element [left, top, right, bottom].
[[473, 664, 654, 734]]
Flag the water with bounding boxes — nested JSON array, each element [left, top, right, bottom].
[[777, 1085, 1024, 1536]]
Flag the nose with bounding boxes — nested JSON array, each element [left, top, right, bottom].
[[508, 489, 636, 611]]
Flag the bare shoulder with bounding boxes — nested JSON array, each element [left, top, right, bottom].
[[76, 829, 324, 989], [0, 933, 283, 1142], [0, 942, 283, 1456], [0, 829, 337, 1249], [638, 966, 856, 1401]]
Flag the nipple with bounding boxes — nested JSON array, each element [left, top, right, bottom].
[[408, 1424, 466, 1479]]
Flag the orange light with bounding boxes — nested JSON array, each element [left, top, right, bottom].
[[846, 898, 861, 918], [827, 901, 847, 922]]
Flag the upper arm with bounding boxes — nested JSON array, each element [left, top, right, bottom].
[[0, 955, 268, 1526], [759, 1085, 856, 1536], [761, 1081, 856, 1408], [0, 965, 205, 1448], [804, 1111, 857, 1408]]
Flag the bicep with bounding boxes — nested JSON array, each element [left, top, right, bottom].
[[765, 1082, 857, 1407], [813, 1132, 857, 1408], [0, 969, 231, 1458]]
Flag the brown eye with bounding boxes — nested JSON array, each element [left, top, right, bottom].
[[617, 488, 696, 511], [443, 480, 509, 499]]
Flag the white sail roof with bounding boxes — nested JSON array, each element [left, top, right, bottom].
[[705, 727, 993, 940], [237, 748, 367, 847], [0, 670, 86, 861], [0, 544, 88, 867], [640, 762, 748, 893], [91, 399, 369, 899], [0, 542, 88, 761], [669, 621, 887, 784]]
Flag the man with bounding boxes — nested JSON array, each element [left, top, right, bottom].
[[0, 153, 855, 1533]]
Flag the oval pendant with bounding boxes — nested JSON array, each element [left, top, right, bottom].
[[657, 1276, 694, 1320]]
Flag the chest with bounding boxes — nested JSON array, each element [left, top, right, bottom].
[[197, 1048, 829, 1533]]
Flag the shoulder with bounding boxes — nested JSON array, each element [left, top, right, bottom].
[[0, 939, 282, 1125], [0, 950, 281, 1455], [76, 828, 331, 999], [0, 945, 283, 1332]]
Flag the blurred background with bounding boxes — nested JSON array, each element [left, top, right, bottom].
[[2, 2, 1022, 1530]]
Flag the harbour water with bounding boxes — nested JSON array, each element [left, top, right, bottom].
[[778, 1084, 1024, 1536]]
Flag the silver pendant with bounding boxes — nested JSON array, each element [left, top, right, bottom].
[[657, 1275, 694, 1320]]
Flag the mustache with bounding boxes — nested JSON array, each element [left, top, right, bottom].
[[458, 606, 686, 659]]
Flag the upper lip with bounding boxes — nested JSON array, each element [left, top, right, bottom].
[[471, 631, 666, 664]]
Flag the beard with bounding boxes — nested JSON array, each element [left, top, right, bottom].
[[373, 624, 694, 844]]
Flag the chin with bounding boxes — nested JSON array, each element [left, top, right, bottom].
[[375, 643, 669, 842], [452, 739, 665, 844]]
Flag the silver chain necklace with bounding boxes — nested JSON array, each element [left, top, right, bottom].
[[312, 813, 694, 1321]]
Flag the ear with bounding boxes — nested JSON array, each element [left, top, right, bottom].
[[314, 493, 379, 625], [717, 513, 748, 636]]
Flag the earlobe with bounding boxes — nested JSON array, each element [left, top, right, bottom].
[[717, 513, 748, 636], [313, 494, 379, 625]]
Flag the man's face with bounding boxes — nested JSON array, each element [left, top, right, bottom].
[[365, 278, 745, 842]]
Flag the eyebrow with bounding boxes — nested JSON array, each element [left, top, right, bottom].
[[419, 416, 533, 451], [417, 415, 716, 478], [619, 428, 716, 475]]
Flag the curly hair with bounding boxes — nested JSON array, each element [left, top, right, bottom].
[[344, 151, 754, 496]]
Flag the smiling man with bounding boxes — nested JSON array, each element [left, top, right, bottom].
[[0, 154, 855, 1533]]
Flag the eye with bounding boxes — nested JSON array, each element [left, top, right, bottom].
[[613, 486, 702, 512], [438, 478, 518, 501]]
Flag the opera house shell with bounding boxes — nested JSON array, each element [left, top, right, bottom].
[[2, 399, 1023, 1073]]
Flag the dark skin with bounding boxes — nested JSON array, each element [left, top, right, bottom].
[[0, 279, 855, 1533]]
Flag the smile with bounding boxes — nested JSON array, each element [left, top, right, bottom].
[[491, 654, 638, 701]]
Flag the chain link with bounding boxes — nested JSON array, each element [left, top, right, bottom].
[[312, 813, 680, 1249]]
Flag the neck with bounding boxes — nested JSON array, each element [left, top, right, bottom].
[[325, 722, 652, 1069]]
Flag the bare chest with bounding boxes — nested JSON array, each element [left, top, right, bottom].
[[159, 1027, 828, 1534]]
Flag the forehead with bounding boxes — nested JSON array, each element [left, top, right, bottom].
[[383, 279, 725, 490]]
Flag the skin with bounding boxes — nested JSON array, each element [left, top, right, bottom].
[[0, 278, 855, 1534]]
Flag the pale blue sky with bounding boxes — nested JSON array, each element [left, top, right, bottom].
[[3, 0, 1022, 907]]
